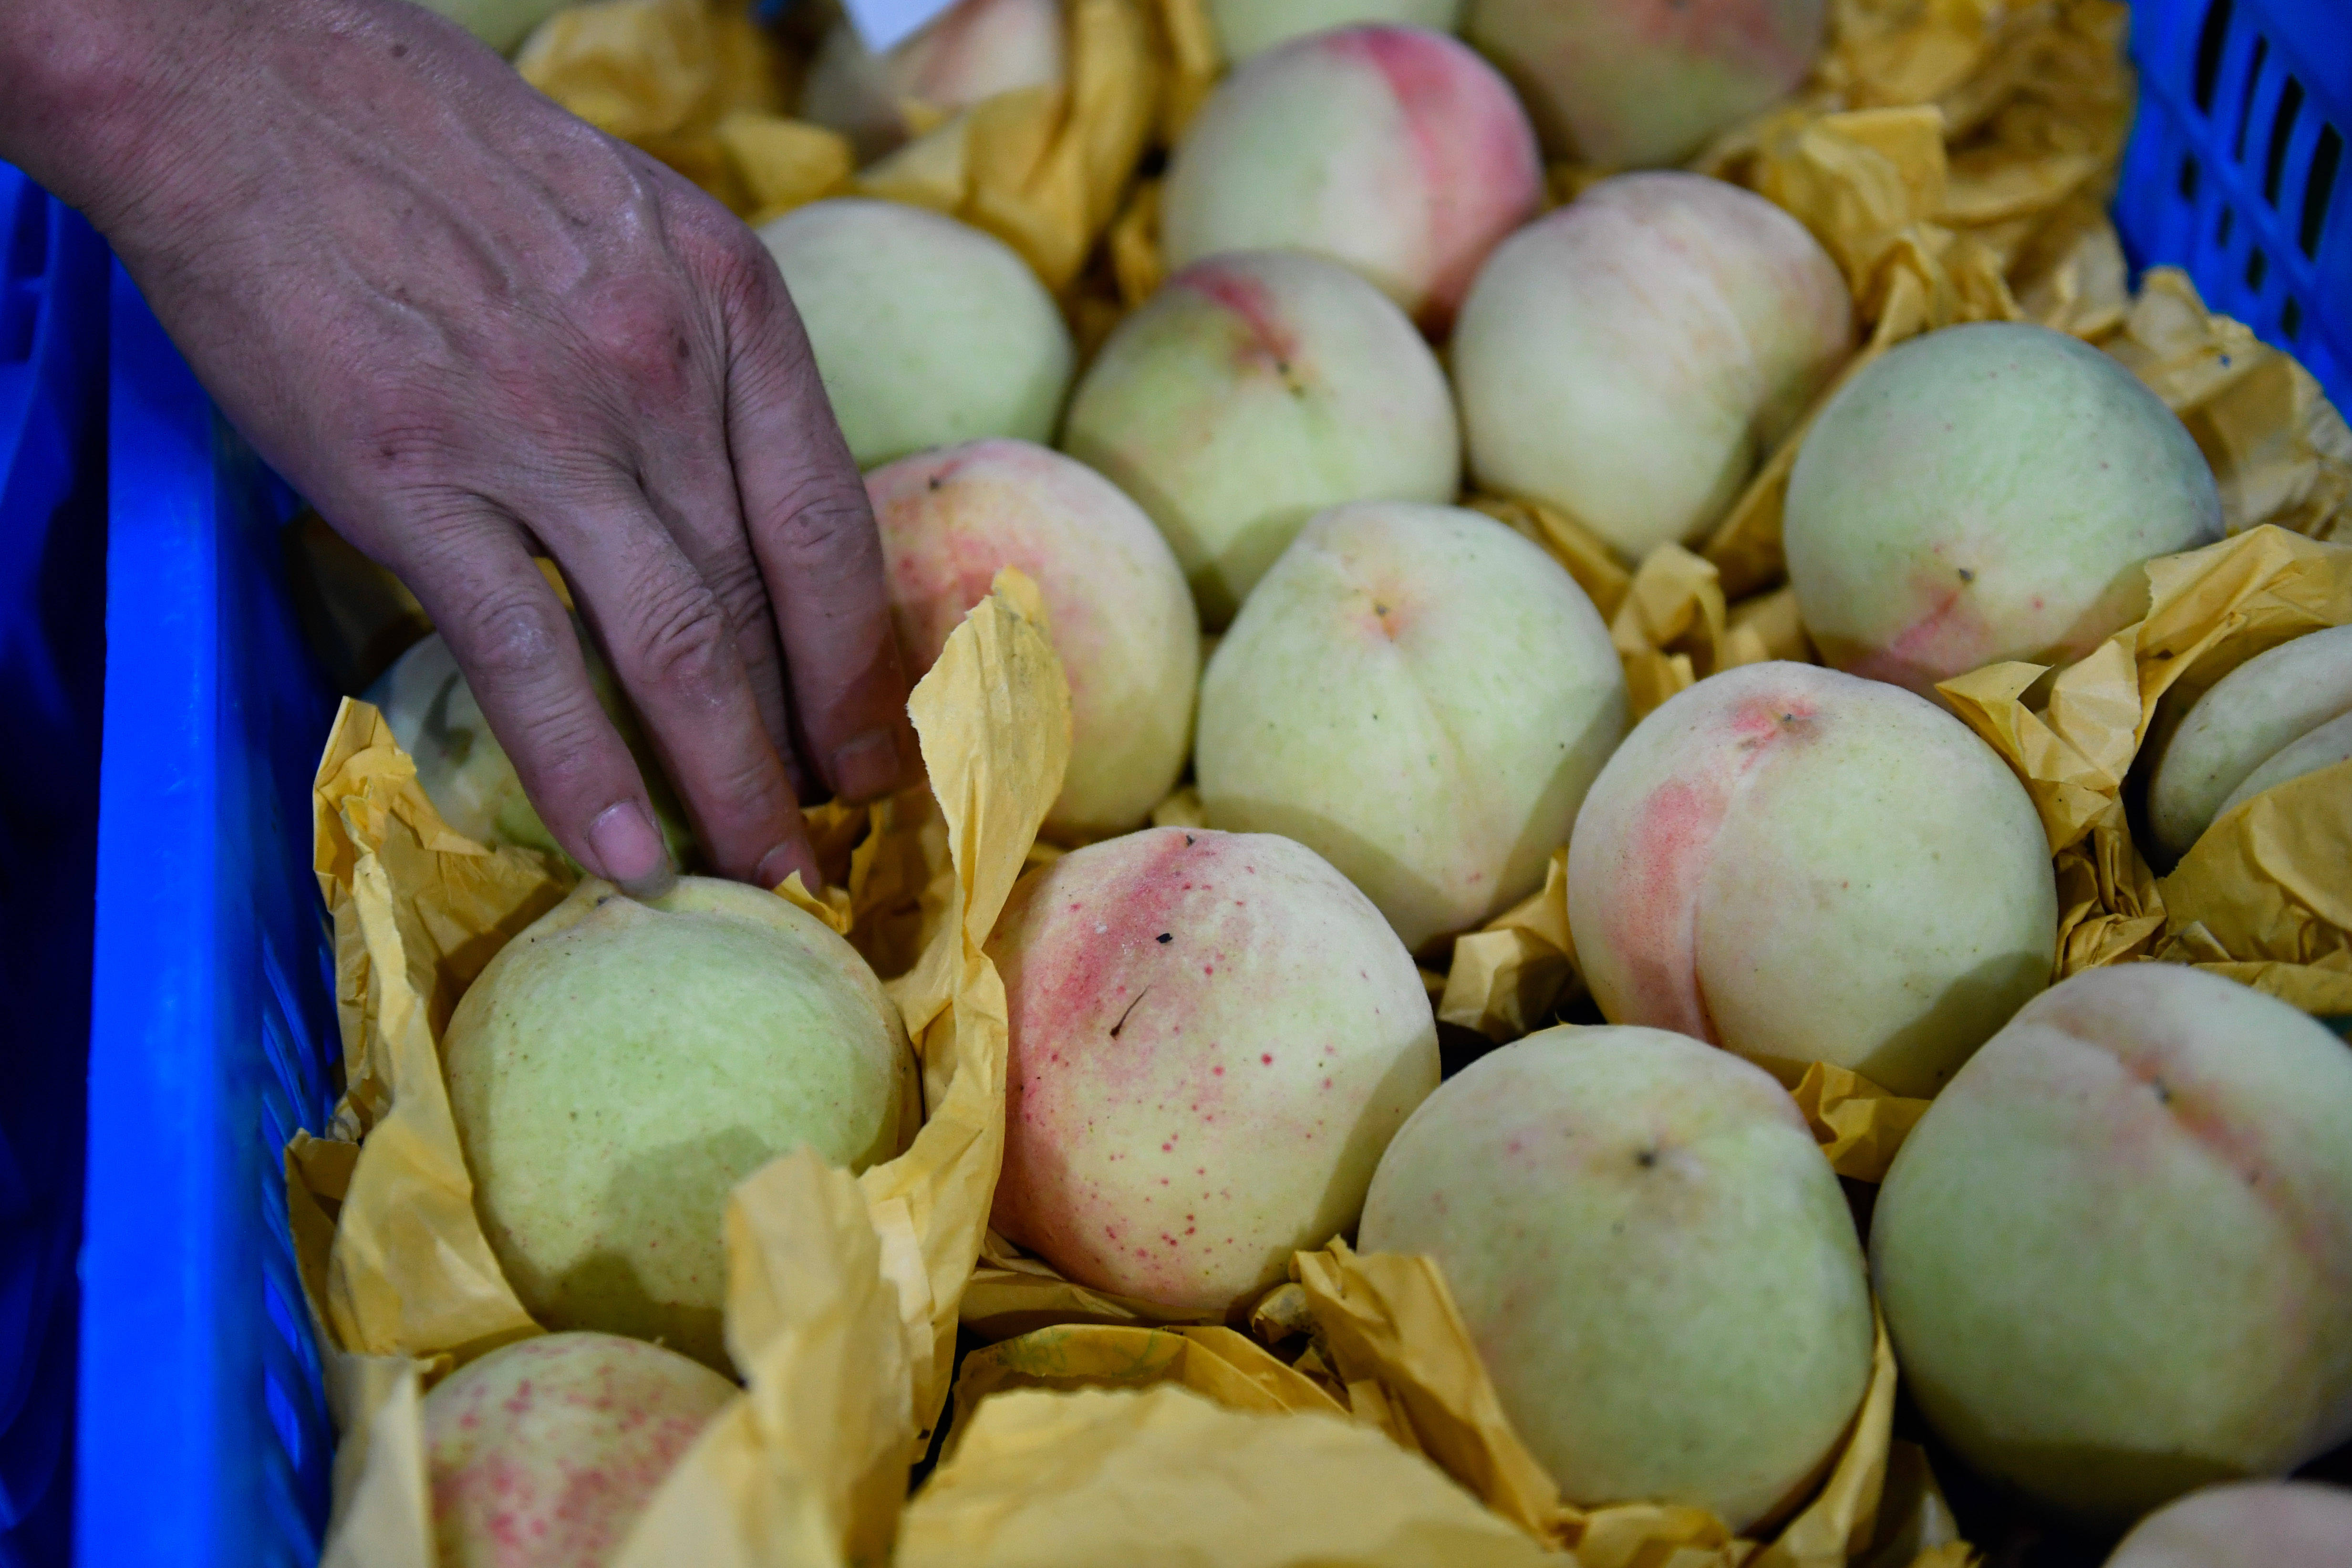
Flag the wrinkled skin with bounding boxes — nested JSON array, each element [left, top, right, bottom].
[[2, 0, 918, 900]]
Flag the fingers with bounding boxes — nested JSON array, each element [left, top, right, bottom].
[[630, 386, 805, 796], [532, 481, 820, 892], [402, 512, 681, 901], [718, 248, 919, 805]]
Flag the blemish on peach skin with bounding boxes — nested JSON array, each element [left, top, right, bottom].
[[1175, 262, 1302, 373]]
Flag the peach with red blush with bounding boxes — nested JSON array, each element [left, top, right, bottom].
[[866, 439, 1198, 838], [987, 827, 1440, 1311], [1565, 661, 2055, 1097], [1784, 322, 2223, 700], [1160, 25, 1541, 332]]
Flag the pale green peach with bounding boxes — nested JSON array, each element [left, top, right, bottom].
[[988, 828, 1439, 1312], [1360, 1025, 1874, 1530], [1195, 501, 1626, 951], [2214, 711, 2352, 820], [367, 628, 694, 868], [867, 439, 1200, 838], [1465, 0, 1824, 166], [445, 877, 915, 1371], [1565, 662, 2054, 1097], [425, 1332, 735, 1568], [1208, 0, 1465, 62], [2149, 624, 2352, 858], [1872, 965, 2352, 1527], [756, 199, 1073, 469], [883, 0, 1064, 107], [1785, 322, 2223, 699], [798, 0, 1065, 151], [1061, 250, 1459, 628], [1452, 172, 1852, 559], [1160, 24, 1540, 330], [2106, 1481, 2352, 1568]]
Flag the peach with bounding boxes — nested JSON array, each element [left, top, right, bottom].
[[2215, 711, 2352, 820], [1451, 172, 1852, 560], [425, 1332, 735, 1567], [1209, 0, 1467, 63], [367, 628, 694, 868], [1871, 965, 2352, 1526], [881, 0, 1064, 108], [1360, 1026, 1874, 1529], [799, 0, 1065, 152], [867, 439, 1201, 838], [988, 827, 1440, 1311], [1465, 0, 1825, 167], [2148, 624, 2352, 859], [1195, 501, 1626, 951], [2105, 1481, 2352, 1568], [1061, 250, 1459, 628], [756, 198, 1073, 469], [1565, 662, 2055, 1098], [445, 877, 915, 1371], [1159, 25, 1541, 331], [1784, 322, 2224, 699]]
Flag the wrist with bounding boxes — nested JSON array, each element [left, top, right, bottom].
[[0, 0, 233, 220]]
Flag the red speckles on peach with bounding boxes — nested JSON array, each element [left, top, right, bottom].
[[1261, 1053, 1275, 1065]]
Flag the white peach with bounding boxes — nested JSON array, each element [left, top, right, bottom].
[[1160, 24, 1541, 331], [1872, 965, 2352, 1526], [987, 828, 1440, 1311], [1784, 322, 2223, 699], [1061, 250, 1459, 628], [1208, 0, 1466, 63], [868, 439, 1199, 838], [756, 198, 1073, 469], [1360, 1025, 1875, 1529], [1565, 662, 2056, 1097], [2148, 624, 2352, 859], [445, 877, 914, 1371], [2105, 1481, 2352, 1568], [425, 1332, 735, 1568], [1195, 501, 1626, 951], [1451, 172, 1852, 560], [1466, 0, 1825, 167]]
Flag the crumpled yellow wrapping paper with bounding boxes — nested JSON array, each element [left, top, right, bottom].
[[1940, 525, 2352, 1015], [299, 572, 1069, 1565], [900, 1383, 1555, 1567], [301, 703, 564, 1364], [517, 0, 858, 219], [520, 0, 1212, 292], [1277, 1241, 1923, 1568]]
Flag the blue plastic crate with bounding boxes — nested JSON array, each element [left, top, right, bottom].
[[0, 163, 106, 1568], [2117, 0, 2351, 410], [62, 3, 2352, 1566], [76, 268, 338, 1568]]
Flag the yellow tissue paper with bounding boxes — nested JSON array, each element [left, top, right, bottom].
[[300, 572, 1070, 1565], [897, 1383, 1554, 1568]]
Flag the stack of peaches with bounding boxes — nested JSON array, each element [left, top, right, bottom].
[[372, 1, 2352, 1565]]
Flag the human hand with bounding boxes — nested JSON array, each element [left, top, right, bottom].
[[3, 0, 915, 897]]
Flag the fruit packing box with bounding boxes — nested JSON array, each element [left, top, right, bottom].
[[66, 2, 2352, 1568], [0, 162, 106, 1568]]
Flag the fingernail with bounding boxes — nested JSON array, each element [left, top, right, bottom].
[[589, 802, 676, 902], [756, 841, 819, 893], [831, 728, 905, 803]]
